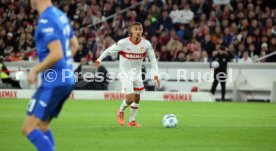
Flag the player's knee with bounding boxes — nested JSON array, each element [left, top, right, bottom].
[[125, 94, 135, 104], [22, 116, 44, 136], [21, 126, 27, 136], [22, 124, 35, 136], [38, 123, 50, 132], [134, 95, 140, 103]]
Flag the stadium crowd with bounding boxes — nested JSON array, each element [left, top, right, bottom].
[[0, 0, 275, 63]]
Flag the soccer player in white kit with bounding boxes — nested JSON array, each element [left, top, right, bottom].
[[95, 22, 160, 127]]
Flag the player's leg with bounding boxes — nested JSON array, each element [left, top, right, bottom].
[[119, 93, 135, 112], [128, 94, 140, 124], [128, 79, 144, 127], [220, 80, 226, 101], [22, 115, 54, 151], [38, 119, 55, 146], [119, 79, 135, 113], [117, 93, 135, 126], [117, 79, 135, 126], [23, 117, 54, 145], [22, 86, 54, 151], [211, 77, 219, 95], [22, 85, 73, 151], [41, 85, 74, 146]]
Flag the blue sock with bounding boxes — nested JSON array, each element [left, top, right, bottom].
[[43, 129, 55, 146], [27, 129, 54, 151]]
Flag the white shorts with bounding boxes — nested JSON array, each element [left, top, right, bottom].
[[121, 78, 145, 94]]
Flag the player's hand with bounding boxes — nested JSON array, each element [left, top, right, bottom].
[[94, 60, 101, 68], [27, 68, 38, 84], [154, 76, 160, 88]]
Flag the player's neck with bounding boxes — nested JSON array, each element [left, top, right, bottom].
[[130, 36, 141, 45], [37, 1, 53, 15]]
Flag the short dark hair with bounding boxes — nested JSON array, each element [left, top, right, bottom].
[[131, 22, 142, 27], [129, 22, 143, 35]]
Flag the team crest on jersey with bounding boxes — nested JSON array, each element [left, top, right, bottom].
[[140, 47, 144, 51]]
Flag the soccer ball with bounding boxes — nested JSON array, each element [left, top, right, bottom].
[[211, 61, 220, 69], [162, 114, 178, 128]]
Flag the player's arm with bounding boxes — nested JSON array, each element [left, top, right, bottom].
[[28, 19, 63, 84], [147, 42, 160, 88], [69, 35, 79, 57], [28, 40, 63, 84], [32, 40, 63, 73], [95, 41, 123, 65], [209, 51, 217, 68]]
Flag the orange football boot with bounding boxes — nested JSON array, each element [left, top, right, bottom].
[[117, 109, 124, 126], [127, 121, 142, 127]]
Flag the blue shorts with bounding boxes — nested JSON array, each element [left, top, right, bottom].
[[26, 85, 74, 121]]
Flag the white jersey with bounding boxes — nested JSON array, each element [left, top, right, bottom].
[[97, 37, 159, 80]]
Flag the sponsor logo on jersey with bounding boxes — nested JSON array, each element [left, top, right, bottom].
[[119, 52, 146, 60], [42, 27, 54, 34], [126, 53, 144, 59]]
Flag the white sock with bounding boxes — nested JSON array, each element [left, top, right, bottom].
[[119, 100, 129, 112], [129, 102, 139, 122]]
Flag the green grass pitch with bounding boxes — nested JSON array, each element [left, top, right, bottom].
[[0, 99, 276, 151]]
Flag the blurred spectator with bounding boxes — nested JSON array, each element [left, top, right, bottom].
[[248, 44, 257, 59], [75, 57, 88, 73], [160, 10, 173, 31], [187, 38, 201, 61], [175, 51, 186, 62], [0, 38, 7, 58], [261, 42, 269, 54], [202, 34, 215, 58], [169, 4, 181, 28], [0, 0, 275, 63], [159, 45, 171, 61], [179, 2, 194, 25], [238, 51, 253, 63], [200, 50, 208, 62]]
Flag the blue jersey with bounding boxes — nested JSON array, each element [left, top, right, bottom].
[[35, 6, 74, 87]]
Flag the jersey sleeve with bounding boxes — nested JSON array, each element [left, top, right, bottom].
[[146, 41, 159, 76], [40, 18, 60, 46], [97, 40, 124, 62]]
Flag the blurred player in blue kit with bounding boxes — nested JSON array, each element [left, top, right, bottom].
[[22, 0, 79, 151]]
